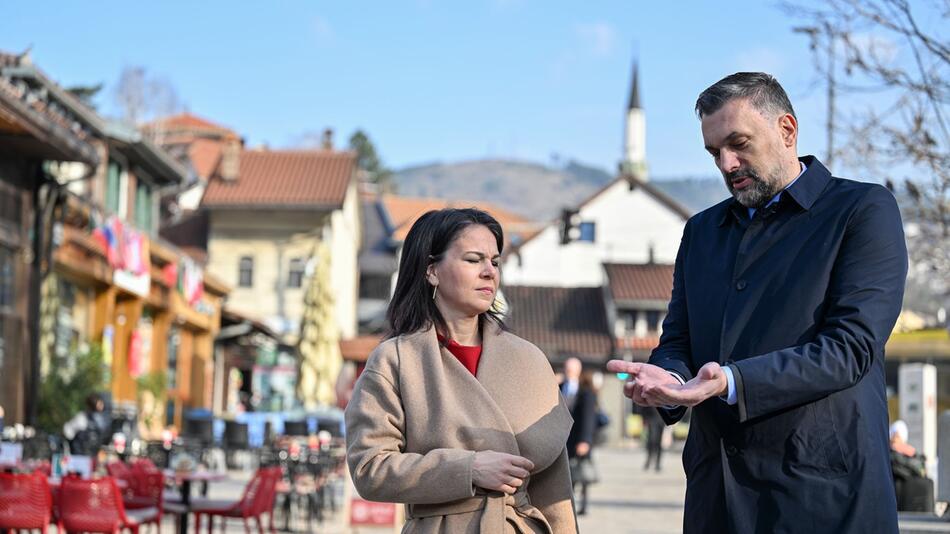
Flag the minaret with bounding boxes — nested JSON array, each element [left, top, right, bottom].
[[623, 61, 648, 181]]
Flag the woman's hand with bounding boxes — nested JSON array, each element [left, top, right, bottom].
[[472, 450, 535, 494]]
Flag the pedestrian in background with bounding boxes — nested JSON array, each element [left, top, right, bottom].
[[345, 208, 577, 533], [641, 407, 665, 472], [560, 358, 598, 515], [63, 393, 109, 456]]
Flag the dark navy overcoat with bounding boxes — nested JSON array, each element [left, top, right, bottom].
[[652, 156, 907, 534]]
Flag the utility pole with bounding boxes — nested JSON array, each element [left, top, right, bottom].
[[794, 23, 836, 168]]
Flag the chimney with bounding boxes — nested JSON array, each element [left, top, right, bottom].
[[220, 135, 241, 181], [321, 128, 333, 150]]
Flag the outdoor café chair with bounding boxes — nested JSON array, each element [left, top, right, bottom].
[[192, 466, 280, 534], [0, 471, 52, 533], [58, 475, 159, 534]]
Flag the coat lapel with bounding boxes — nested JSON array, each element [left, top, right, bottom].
[[478, 325, 573, 471]]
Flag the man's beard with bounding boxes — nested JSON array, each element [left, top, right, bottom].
[[724, 166, 782, 209]]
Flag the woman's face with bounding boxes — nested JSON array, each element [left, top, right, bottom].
[[427, 224, 500, 321]]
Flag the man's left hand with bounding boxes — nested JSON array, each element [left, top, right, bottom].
[[645, 362, 728, 407]]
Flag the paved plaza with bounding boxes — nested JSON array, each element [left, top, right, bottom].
[[151, 443, 950, 533]]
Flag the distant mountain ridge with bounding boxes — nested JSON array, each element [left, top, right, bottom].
[[393, 158, 725, 221]]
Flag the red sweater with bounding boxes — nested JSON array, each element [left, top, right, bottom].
[[438, 335, 482, 376]]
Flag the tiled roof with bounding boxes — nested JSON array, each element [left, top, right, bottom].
[[502, 285, 613, 364], [147, 113, 233, 135], [382, 195, 541, 246], [604, 263, 674, 302], [202, 149, 355, 209], [340, 335, 384, 362]]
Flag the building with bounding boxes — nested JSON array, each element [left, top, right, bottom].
[[603, 262, 675, 361], [502, 63, 691, 287], [0, 51, 229, 429], [0, 50, 101, 425], [200, 140, 361, 342]]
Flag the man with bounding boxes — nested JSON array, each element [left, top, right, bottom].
[[608, 72, 907, 533], [560, 357, 597, 514]]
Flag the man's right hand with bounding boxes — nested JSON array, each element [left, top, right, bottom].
[[606, 360, 681, 407], [472, 451, 534, 494]]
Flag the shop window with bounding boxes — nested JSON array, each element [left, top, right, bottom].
[[287, 257, 305, 288], [238, 256, 254, 288]]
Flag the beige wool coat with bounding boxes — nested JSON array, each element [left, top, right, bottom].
[[345, 324, 578, 534]]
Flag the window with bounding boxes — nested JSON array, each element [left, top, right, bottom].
[[134, 182, 153, 233], [578, 221, 596, 242], [287, 257, 305, 288], [238, 256, 254, 288], [105, 160, 122, 215], [646, 310, 661, 333]]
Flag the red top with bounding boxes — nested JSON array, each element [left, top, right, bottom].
[[438, 335, 482, 376]]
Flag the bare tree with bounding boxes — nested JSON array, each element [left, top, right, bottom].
[[113, 66, 183, 126], [784, 0, 949, 314]]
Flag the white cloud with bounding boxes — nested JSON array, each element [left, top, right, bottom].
[[574, 22, 617, 57]]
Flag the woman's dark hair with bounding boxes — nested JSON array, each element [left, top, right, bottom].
[[84, 393, 103, 412], [387, 208, 506, 338]]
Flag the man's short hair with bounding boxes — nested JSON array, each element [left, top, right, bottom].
[[695, 72, 796, 120]]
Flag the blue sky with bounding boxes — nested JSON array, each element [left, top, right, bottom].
[[3, 1, 847, 179]]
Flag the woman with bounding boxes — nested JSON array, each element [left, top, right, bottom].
[[345, 208, 577, 533]]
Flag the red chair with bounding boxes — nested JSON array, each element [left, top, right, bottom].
[[0, 471, 52, 533], [192, 467, 280, 534], [130, 457, 160, 473], [58, 476, 159, 534]]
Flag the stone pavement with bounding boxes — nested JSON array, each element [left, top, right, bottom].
[[155, 443, 950, 533], [576, 444, 685, 533]]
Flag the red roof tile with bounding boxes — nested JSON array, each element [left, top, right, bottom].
[[604, 263, 674, 302], [382, 195, 541, 246], [202, 149, 356, 208], [147, 113, 233, 134], [503, 285, 613, 364]]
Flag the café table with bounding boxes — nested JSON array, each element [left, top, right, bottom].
[[163, 469, 228, 534]]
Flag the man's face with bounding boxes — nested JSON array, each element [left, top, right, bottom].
[[564, 358, 582, 381], [701, 98, 792, 209]]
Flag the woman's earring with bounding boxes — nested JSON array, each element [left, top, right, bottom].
[[432, 284, 438, 300]]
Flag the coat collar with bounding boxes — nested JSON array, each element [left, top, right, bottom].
[[717, 155, 832, 227], [397, 322, 572, 471]]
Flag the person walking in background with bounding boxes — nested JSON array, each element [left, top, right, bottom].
[[63, 393, 109, 456], [889, 420, 934, 512], [560, 358, 598, 515], [641, 407, 665, 472], [608, 72, 907, 533], [345, 208, 577, 533]]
